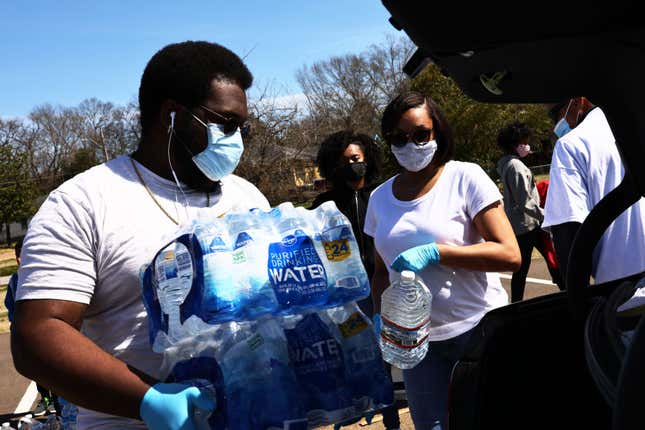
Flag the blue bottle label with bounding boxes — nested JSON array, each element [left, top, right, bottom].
[[209, 236, 227, 252], [234, 231, 254, 249], [268, 231, 327, 307]]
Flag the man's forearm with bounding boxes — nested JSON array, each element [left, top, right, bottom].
[[12, 315, 154, 419]]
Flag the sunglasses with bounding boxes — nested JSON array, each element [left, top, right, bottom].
[[386, 127, 434, 148], [198, 105, 251, 138], [547, 101, 568, 123]]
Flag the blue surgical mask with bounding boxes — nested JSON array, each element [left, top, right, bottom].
[[553, 99, 573, 138], [553, 118, 571, 138], [191, 119, 244, 181]]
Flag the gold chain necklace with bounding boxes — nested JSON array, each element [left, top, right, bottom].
[[130, 157, 209, 225]]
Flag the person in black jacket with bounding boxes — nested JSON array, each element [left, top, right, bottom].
[[311, 130, 382, 315], [311, 130, 400, 430]]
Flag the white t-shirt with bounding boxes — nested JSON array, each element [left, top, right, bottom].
[[16, 154, 270, 429], [364, 161, 508, 341], [543, 107, 645, 284]]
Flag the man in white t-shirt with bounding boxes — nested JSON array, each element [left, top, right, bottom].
[[12, 41, 270, 429], [543, 97, 645, 284]]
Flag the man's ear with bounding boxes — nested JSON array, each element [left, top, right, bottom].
[[159, 99, 182, 130], [567, 97, 582, 125]]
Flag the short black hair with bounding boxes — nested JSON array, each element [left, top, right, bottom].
[[547, 100, 569, 123], [14, 237, 23, 258], [316, 130, 382, 185], [381, 91, 454, 166], [497, 121, 531, 154], [138, 40, 253, 134]]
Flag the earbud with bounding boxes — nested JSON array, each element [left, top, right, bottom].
[[170, 111, 176, 129]]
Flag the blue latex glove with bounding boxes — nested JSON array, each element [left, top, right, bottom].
[[372, 313, 382, 337], [140, 382, 216, 430], [390, 242, 440, 272]]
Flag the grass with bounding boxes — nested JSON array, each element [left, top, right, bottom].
[[1, 249, 15, 334], [1, 286, 9, 334], [0, 265, 17, 277], [535, 173, 549, 183]]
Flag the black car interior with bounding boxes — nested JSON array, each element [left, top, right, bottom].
[[379, 1, 645, 429]]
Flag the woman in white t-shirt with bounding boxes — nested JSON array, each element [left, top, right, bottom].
[[365, 91, 521, 430]]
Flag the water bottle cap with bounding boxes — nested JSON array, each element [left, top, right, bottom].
[[400, 270, 415, 283]]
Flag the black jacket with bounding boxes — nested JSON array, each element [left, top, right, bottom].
[[310, 183, 379, 315]]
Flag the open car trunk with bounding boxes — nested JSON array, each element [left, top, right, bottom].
[[379, 1, 645, 429]]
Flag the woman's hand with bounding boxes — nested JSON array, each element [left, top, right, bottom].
[[390, 243, 440, 272]]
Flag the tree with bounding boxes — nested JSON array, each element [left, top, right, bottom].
[[296, 36, 414, 140], [238, 86, 313, 204], [411, 65, 555, 178], [27, 104, 82, 192], [18, 100, 141, 193], [76, 98, 139, 163], [62, 147, 98, 181], [0, 120, 37, 242]]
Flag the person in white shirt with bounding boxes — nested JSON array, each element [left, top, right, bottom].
[[12, 41, 270, 429], [365, 91, 520, 430], [543, 97, 645, 284]]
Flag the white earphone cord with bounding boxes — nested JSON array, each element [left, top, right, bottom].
[[167, 115, 190, 223]]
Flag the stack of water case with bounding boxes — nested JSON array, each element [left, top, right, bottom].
[[140, 201, 393, 429]]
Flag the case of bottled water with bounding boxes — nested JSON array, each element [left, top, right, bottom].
[[140, 201, 370, 349], [155, 303, 392, 429], [141, 202, 389, 429]]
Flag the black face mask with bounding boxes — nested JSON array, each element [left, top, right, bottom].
[[339, 162, 367, 182]]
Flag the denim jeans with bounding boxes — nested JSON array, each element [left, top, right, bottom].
[[402, 328, 474, 430]]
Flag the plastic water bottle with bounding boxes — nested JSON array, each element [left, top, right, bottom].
[[194, 220, 235, 323], [268, 204, 328, 311], [327, 303, 394, 410], [154, 243, 194, 342], [218, 318, 307, 429], [284, 311, 353, 423], [228, 212, 279, 319], [380, 270, 432, 369], [317, 202, 369, 306]]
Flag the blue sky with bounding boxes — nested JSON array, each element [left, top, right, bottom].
[[0, 0, 401, 118]]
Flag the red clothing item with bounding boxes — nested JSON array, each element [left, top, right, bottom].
[[536, 180, 549, 209], [536, 179, 559, 269]]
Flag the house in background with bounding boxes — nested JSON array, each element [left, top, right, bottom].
[[239, 143, 323, 204], [2, 195, 47, 245], [1, 221, 28, 245]]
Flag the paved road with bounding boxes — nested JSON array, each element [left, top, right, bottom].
[[0, 257, 561, 419], [0, 330, 32, 417]]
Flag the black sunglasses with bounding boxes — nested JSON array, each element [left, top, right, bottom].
[[547, 101, 568, 123], [386, 128, 434, 148], [199, 105, 251, 138]]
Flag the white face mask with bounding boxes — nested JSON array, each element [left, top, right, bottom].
[[391, 140, 438, 172], [516, 143, 531, 158]]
